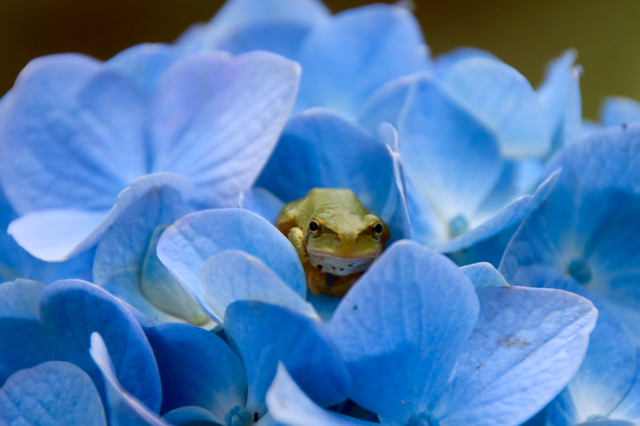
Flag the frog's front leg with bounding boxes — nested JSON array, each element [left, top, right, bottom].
[[288, 227, 330, 297], [328, 272, 363, 298]]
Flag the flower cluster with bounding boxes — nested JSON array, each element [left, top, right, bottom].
[[0, 0, 638, 425]]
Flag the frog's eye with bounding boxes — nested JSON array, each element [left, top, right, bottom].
[[372, 222, 384, 240], [309, 219, 323, 238]]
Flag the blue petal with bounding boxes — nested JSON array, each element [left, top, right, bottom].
[[296, 4, 430, 116], [0, 54, 148, 215], [157, 209, 305, 310], [0, 317, 51, 385], [433, 47, 498, 79], [225, 301, 351, 416], [198, 250, 316, 323], [0, 279, 47, 319], [8, 173, 191, 261], [327, 241, 479, 424], [546, 278, 636, 422], [239, 187, 284, 225], [610, 349, 640, 422], [436, 170, 559, 253], [106, 43, 181, 96], [0, 361, 106, 426], [256, 109, 393, 214], [404, 173, 449, 248], [267, 363, 375, 426], [93, 183, 197, 325], [174, 24, 207, 55], [575, 422, 636, 426], [358, 75, 414, 135], [144, 323, 247, 423], [150, 50, 300, 209], [161, 406, 219, 425], [397, 73, 503, 222], [41, 280, 161, 413], [460, 262, 509, 290], [601, 97, 640, 128], [437, 285, 596, 426], [90, 333, 169, 426], [440, 57, 550, 158], [537, 50, 582, 155]]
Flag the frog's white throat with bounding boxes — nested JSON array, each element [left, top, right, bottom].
[[307, 250, 376, 276]]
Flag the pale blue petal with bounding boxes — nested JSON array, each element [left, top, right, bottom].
[[436, 170, 560, 253], [257, 109, 393, 213], [41, 280, 161, 412], [583, 119, 604, 136], [157, 209, 305, 308], [174, 24, 206, 55], [296, 4, 430, 116], [460, 262, 509, 290], [437, 286, 597, 426], [610, 350, 640, 422], [404, 173, 449, 248], [328, 241, 479, 424], [239, 187, 284, 225], [8, 173, 191, 261], [358, 75, 415, 134], [575, 422, 635, 426], [0, 54, 147, 215], [267, 363, 375, 426], [440, 57, 550, 158], [546, 279, 636, 422], [90, 333, 169, 426], [0, 279, 46, 319], [198, 250, 316, 323], [150, 51, 300, 209], [601, 97, 640, 128], [433, 47, 498, 79], [0, 361, 106, 426], [537, 50, 582, 155], [545, 391, 579, 426], [161, 406, 219, 425], [144, 323, 247, 423], [397, 73, 503, 221], [225, 301, 351, 416], [106, 43, 181, 95]]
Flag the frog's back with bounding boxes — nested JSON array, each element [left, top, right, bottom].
[[294, 188, 369, 228]]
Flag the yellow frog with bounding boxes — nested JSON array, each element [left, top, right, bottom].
[[275, 188, 390, 297]]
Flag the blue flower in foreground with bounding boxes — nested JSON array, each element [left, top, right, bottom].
[[0, 49, 300, 262], [524, 278, 640, 426], [0, 279, 164, 424], [187, 0, 430, 119], [357, 55, 560, 262], [500, 125, 640, 342], [600, 96, 640, 128], [265, 241, 597, 426]]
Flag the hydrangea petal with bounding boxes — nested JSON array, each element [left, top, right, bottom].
[[157, 209, 305, 305], [0, 54, 147, 214], [358, 75, 415, 134], [0, 361, 106, 426], [460, 262, 509, 290], [150, 51, 300, 209], [239, 187, 284, 225], [0, 318, 51, 385], [198, 250, 316, 323], [398, 73, 503, 221], [225, 301, 351, 416], [267, 363, 375, 426], [161, 406, 219, 425], [601, 97, 640, 128], [144, 323, 247, 423], [328, 241, 479, 424], [537, 50, 582, 154], [9, 173, 191, 261], [41, 280, 161, 412], [433, 47, 498, 79], [90, 333, 169, 426], [440, 57, 550, 158], [436, 286, 597, 426], [106, 43, 181, 95], [257, 109, 393, 213], [0, 279, 47, 319], [296, 4, 430, 116], [436, 170, 559, 253], [610, 350, 640, 422]]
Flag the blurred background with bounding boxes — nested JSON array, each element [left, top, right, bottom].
[[0, 0, 637, 120]]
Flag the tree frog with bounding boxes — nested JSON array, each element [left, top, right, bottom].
[[275, 188, 390, 298]]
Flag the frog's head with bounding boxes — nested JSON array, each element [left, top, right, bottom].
[[304, 208, 390, 277]]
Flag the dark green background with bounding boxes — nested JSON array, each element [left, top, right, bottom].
[[1, 0, 637, 119]]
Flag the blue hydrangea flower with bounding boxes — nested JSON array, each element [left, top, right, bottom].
[[265, 240, 597, 426], [0, 279, 165, 424], [500, 125, 640, 342], [600, 96, 640, 128], [0, 49, 300, 262]]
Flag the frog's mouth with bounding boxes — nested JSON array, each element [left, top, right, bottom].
[[307, 250, 377, 276]]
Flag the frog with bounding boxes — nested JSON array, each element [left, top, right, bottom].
[[275, 188, 390, 298]]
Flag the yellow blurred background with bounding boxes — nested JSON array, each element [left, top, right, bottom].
[[0, 0, 637, 119]]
